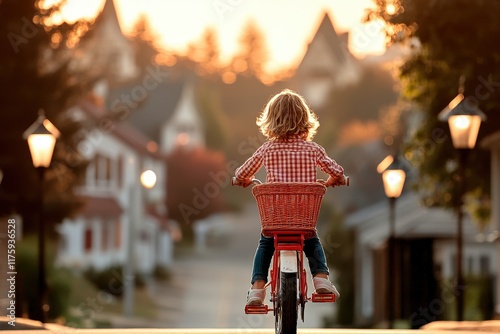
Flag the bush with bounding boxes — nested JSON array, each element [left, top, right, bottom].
[[83, 265, 125, 297], [16, 236, 72, 321], [83, 264, 156, 296]]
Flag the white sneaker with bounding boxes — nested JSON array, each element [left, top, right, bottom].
[[313, 277, 340, 298], [246, 288, 266, 306]]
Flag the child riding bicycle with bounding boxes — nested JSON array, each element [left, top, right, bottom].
[[234, 89, 348, 306]]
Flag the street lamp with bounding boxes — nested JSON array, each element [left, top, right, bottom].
[[439, 95, 486, 321], [23, 110, 60, 322], [123, 169, 157, 316], [378, 155, 406, 328]]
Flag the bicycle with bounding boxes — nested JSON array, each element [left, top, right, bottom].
[[232, 177, 349, 334]]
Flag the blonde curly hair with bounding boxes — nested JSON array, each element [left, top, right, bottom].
[[256, 89, 319, 141]]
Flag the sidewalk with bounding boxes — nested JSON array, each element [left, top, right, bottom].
[[421, 320, 500, 332]]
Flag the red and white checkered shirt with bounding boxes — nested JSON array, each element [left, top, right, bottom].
[[235, 137, 344, 183]]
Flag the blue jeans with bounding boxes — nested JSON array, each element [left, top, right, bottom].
[[251, 233, 330, 284]]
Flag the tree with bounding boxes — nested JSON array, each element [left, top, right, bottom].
[[0, 0, 94, 230], [232, 20, 269, 79], [315, 63, 399, 148], [189, 27, 221, 76], [129, 14, 159, 74], [165, 146, 228, 241], [368, 0, 500, 217]]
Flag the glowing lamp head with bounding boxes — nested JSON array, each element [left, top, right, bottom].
[[379, 155, 407, 199], [382, 169, 406, 198], [23, 110, 60, 168], [448, 114, 482, 149], [140, 170, 157, 189], [438, 94, 486, 149]]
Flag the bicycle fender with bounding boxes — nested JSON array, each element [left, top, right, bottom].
[[280, 250, 298, 273]]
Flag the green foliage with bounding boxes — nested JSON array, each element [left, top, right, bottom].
[[438, 275, 495, 321], [320, 203, 356, 325], [368, 0, 500, 213], [16, 236, 72, 321], [196, 83, 231, 152], [0, 0, 95, 230], [83, 265, 125, 297], [315, 63, 399, 148]]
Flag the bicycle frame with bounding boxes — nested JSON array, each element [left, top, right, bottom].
[[233, 177, 345, 332], [245, 230, 335, 317]]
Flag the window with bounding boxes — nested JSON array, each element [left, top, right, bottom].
[[117, 155, 123, 188], [105, 156, 112, 182], [467, 257, 474, 274], [114, 220, 121, 249], [480, 256, 490, 275], [94, 154, 115, 188], [84, 227, 93, 253], [101, 223, 109, 251]]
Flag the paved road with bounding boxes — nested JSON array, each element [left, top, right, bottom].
[[0, 328, 484, 334], [149, 203, 337, 329]]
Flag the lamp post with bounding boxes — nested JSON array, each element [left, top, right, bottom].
[[23, 110, 60, 322], [123, 169, 157, 316], [439, 96, 486, 321], [379, 155, 406, 328]]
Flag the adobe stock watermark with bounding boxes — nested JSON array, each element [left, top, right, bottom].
[[109, 65, 169, 122], [236, 314, 266, 332], [52, 64, 168, 182], [409, 280, 464, 327], [178, 133, 267, 224], [412, 73, 500, 163], [213, 0, 245, 19], [65, 267, 133, 328], [7, 16, 39, 54], [350, 19, 385, 54]]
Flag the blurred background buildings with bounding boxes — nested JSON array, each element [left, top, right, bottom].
[[0, 0, 499, 329]]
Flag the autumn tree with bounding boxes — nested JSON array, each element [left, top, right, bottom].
[[368, 0, 500, 221], [0, 0, 95, 227], [189, 27, 221, 76], [166, 146, 229, 241], [315, 63, 399, 148], [129, 14, 160, 74], [232, 20, 269, 78]]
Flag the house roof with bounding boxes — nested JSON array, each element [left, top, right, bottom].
[[106, 78, 185, 142], [79, 99, 163, 158], [79, 195, 123, 218], [296, 12, 348, 70], [481, 130, 500, 149], [346, 192, 489, 247], [87, 0, 123, 38]]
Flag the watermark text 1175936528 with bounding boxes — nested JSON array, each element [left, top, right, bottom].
[[6, 218, 17, 326]]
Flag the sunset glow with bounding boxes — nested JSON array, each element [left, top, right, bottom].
[[54, 0, 387, 73]]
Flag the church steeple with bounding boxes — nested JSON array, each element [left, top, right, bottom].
[[80, 0, 139, 85], [94, 0, 123, 34]]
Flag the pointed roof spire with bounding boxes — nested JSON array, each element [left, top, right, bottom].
[[313, 12, 347, 62], [94, 0, 122, 33]]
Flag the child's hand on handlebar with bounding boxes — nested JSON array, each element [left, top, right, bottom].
[[231, 177, 253, 188], [324, 175, 349, 187]]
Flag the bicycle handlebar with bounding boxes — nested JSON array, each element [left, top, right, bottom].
[[231, 176, 349, 187]]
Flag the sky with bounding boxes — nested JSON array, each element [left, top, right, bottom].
[[54, 0, 387, 73]]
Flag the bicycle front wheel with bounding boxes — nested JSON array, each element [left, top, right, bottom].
[[275, 272, 297, 334]]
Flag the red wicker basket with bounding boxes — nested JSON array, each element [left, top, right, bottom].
[[252, 183, 326, 238]]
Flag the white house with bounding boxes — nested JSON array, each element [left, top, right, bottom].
[[56, 0, 207, 273], [56, 100, 174, 274], [292, 12, 361, 109], [77, 0, 138, 85], [345, 192, 497, 326], [481, 130, 500, 317], [160, 80, 205, 153]]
